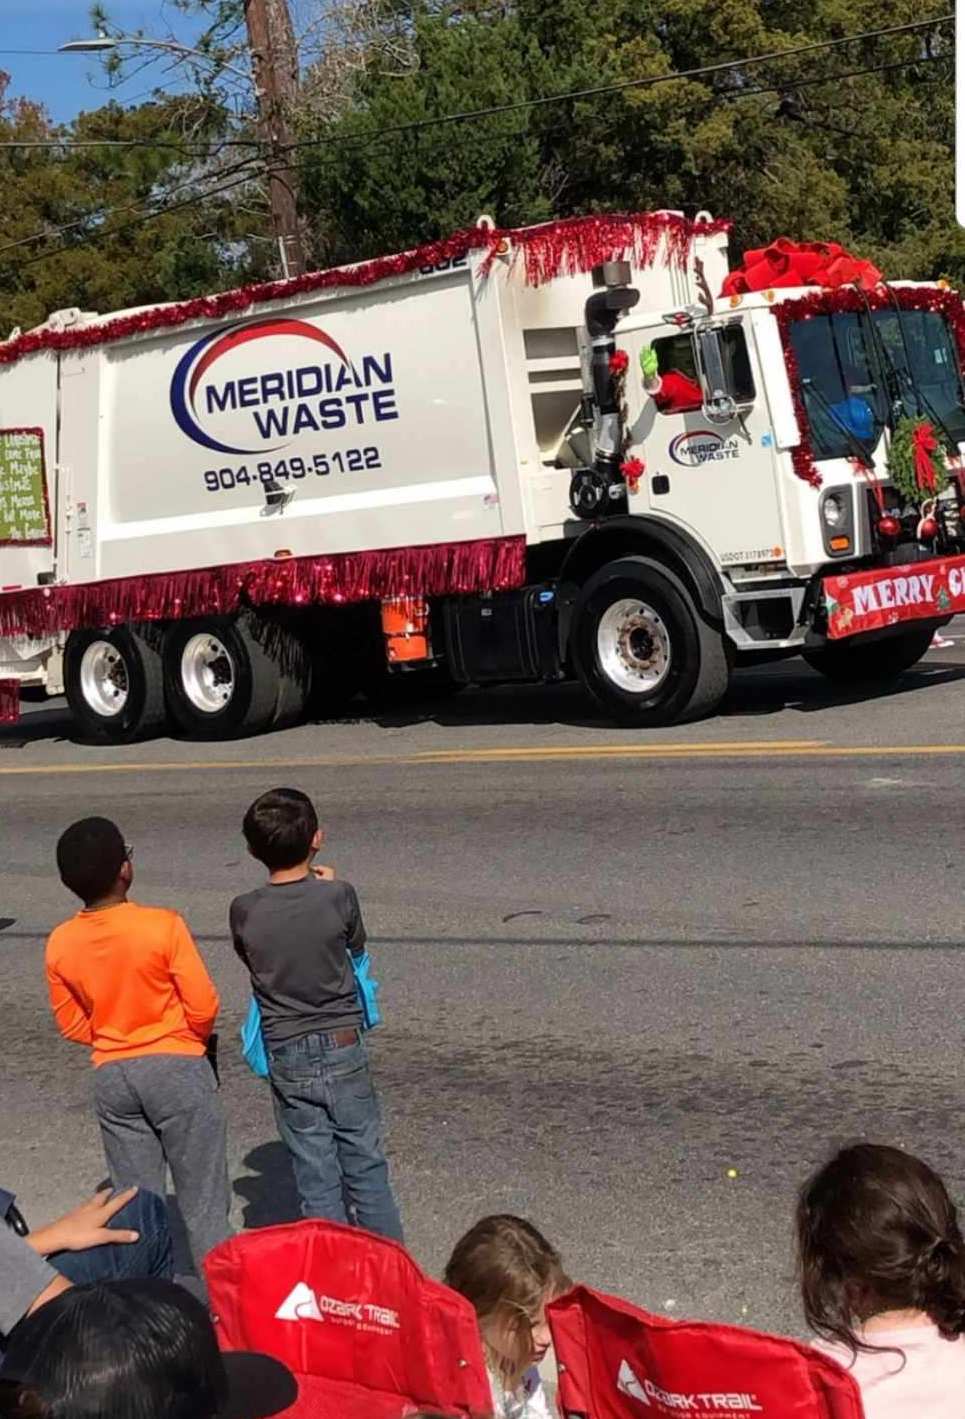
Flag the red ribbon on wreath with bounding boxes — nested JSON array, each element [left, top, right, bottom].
[[912, 421, 940, 493]]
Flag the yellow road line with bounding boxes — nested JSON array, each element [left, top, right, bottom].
[[1, 741, 964, 776]]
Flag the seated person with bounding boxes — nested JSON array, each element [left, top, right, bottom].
[[798, 1142, 965, 1417], [0, 1277, 296, 1419], [639, 344, 704, 414], [444, 1214, 570, 1419], [1, 1186, 171, 1340]]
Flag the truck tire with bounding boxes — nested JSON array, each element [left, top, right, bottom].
[[803, 625, 935, 684], [571, 556, 730, 726], [65, 626, 167, 743], [263, 619, 312, 730], [164, 613, 282, 740]]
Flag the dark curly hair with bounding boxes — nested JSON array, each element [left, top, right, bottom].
[[797, 1142, 965, 1357]]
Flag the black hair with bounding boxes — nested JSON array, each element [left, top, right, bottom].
[[55, 818, 127, 906], [242, 788, 318, 871], [0, 1279, 227, 1419], [797, 1142, 965, 1357]]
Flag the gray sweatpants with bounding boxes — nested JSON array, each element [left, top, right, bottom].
[[93, 1054, 231, 1274]]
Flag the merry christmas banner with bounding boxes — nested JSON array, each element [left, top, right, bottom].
[[823, 554, 965, 639]]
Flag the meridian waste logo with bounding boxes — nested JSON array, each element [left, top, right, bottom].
[[668, 431, 740, 467], [169, 316, 399, 457]]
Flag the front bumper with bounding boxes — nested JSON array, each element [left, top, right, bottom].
[[821, 552, 965, 640]]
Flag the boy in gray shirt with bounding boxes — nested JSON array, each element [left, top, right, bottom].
[[230, 788, 402, 1242]]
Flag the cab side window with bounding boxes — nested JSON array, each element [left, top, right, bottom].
[[650, 333, 703, 416]]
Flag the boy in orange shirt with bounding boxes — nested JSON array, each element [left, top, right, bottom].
[[45, 817, 230, 1276]]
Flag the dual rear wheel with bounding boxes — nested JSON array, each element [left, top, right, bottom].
[[65, 613, 310, 743]]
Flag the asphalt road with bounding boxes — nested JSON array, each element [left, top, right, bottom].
[[1, 629, 963, 1342]]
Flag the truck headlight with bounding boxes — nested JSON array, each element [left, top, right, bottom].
[[822, 493, 846, 528], [820, 485, 854, 556]]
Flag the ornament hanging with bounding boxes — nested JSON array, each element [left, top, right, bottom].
[[620, 457, 646, 494]]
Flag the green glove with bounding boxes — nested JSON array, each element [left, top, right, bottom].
[[640, 346, 659, 382]]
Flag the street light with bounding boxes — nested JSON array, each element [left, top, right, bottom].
[[58, 35, 251, 84]]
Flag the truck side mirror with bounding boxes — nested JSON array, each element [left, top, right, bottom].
[[696, 325, 753, 425]]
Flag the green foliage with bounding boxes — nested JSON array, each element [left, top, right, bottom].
[[0, 0, 959, 325], [0, 77, 270, 333], [297, 0, 961, 283]]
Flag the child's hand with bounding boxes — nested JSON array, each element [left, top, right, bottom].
[[311, 864, 335, 881]]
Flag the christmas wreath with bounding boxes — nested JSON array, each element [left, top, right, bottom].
[[887, 416, 949, 505]]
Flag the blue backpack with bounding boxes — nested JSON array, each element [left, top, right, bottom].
[[240, 996, 270, 1078]]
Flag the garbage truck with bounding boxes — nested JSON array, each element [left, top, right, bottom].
[[0, 209, 962, 741]]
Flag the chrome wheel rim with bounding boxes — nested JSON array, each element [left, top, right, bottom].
[[181, 633, 235, 714], [79, 640, 129, 717], [597, 598, 671, 694]]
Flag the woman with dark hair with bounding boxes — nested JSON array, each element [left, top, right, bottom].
[[0, 1278, 296, 1419], [797, 1142, 965, 1416]]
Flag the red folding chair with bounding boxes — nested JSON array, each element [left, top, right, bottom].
[[548, 1285, 865, 1419], [206, 1220, 492, 1419]]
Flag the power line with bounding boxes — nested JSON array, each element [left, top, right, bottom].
[[0, 152, 265, 262], [0, 17, 947, 164], [290, 50, 951, 173], [0, 30, 951, 281], [0, 137, 262, 151], [0, 168, 264, 281], [288, 14, 953, 152]]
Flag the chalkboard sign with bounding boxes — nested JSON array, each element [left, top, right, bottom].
[[0, 427, 51, 546]]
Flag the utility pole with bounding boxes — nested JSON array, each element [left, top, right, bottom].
[[244, 0, 306, 277]]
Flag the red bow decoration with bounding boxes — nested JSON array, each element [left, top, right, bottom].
[[620, 457, 645, 494], [609, 349, 629, 376], [721, 238, 881, 296], [912, 421, 940, 492]]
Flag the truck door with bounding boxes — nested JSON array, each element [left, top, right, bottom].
[[628, 319, 787, 570]]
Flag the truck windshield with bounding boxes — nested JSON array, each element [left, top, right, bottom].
[[788, 305, 965, 460], [870, 308, 965, 444], [788, 312, 885, 460]]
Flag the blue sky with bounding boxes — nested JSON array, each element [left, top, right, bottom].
[[1, 1, 211, 123]]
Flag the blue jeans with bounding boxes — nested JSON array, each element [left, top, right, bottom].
[[50, 1188, 174, 1285], [268, 1031, 403, 1242]]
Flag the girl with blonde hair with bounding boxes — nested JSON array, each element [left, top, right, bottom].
[[444, 1215, 570, 1419]]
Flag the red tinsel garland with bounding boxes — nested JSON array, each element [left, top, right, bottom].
[[0, 212, 729, 371], [773, 284, 965, 491], [0, 679, 18, 724], [0, 536, 527, 641]]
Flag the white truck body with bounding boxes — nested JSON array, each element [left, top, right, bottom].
[[0, 212, 962, 736], [0, 225, 723, 592]]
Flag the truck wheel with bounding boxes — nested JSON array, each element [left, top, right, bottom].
[[65, 626, 167, 743], [803, 625, 935, 684], [164, 614, 281, 740], [572, 556, 730, 726]]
